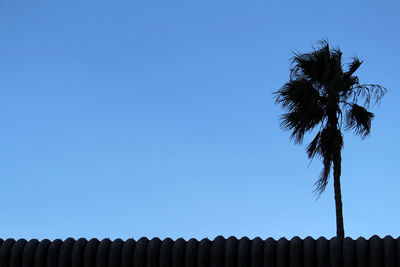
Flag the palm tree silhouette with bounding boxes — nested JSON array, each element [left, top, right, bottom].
[[274, 40, 386, 238]]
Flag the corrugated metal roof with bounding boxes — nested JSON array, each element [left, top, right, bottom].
[[0, 235, 399, 267]]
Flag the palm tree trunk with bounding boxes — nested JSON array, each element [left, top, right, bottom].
[[333, 152, 345, 238]]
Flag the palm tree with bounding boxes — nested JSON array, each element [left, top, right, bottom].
[[274, 40, 386, 238]]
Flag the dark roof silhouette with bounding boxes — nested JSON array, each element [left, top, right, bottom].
[[0, 235, 398, 267]]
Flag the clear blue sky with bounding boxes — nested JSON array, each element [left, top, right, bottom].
[[1, 1, 399, 241]]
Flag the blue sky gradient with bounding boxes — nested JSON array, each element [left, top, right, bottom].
[[0, 1, 399, 240]]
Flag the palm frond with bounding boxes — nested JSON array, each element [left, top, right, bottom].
[[314, 157, 331, 196], [340, 75, 359, 99], [275, 79, 325, 144], [274, 79, 321, 109], [280, 112, 316, 144], [290, 41, 346, 95], [290, 40, 330, 82], [290, 41, 330, 83], [345, 104, 374, 138], [306, 132, 321, 159], [290, 52, 313, 80], [351, 84, 387, 107], [346, 57, 363, 76], [313, 127, 343, 196]]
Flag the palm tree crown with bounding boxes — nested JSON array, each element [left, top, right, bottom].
[[274, 40, 386, 238], [275, 41, 385, 194]]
